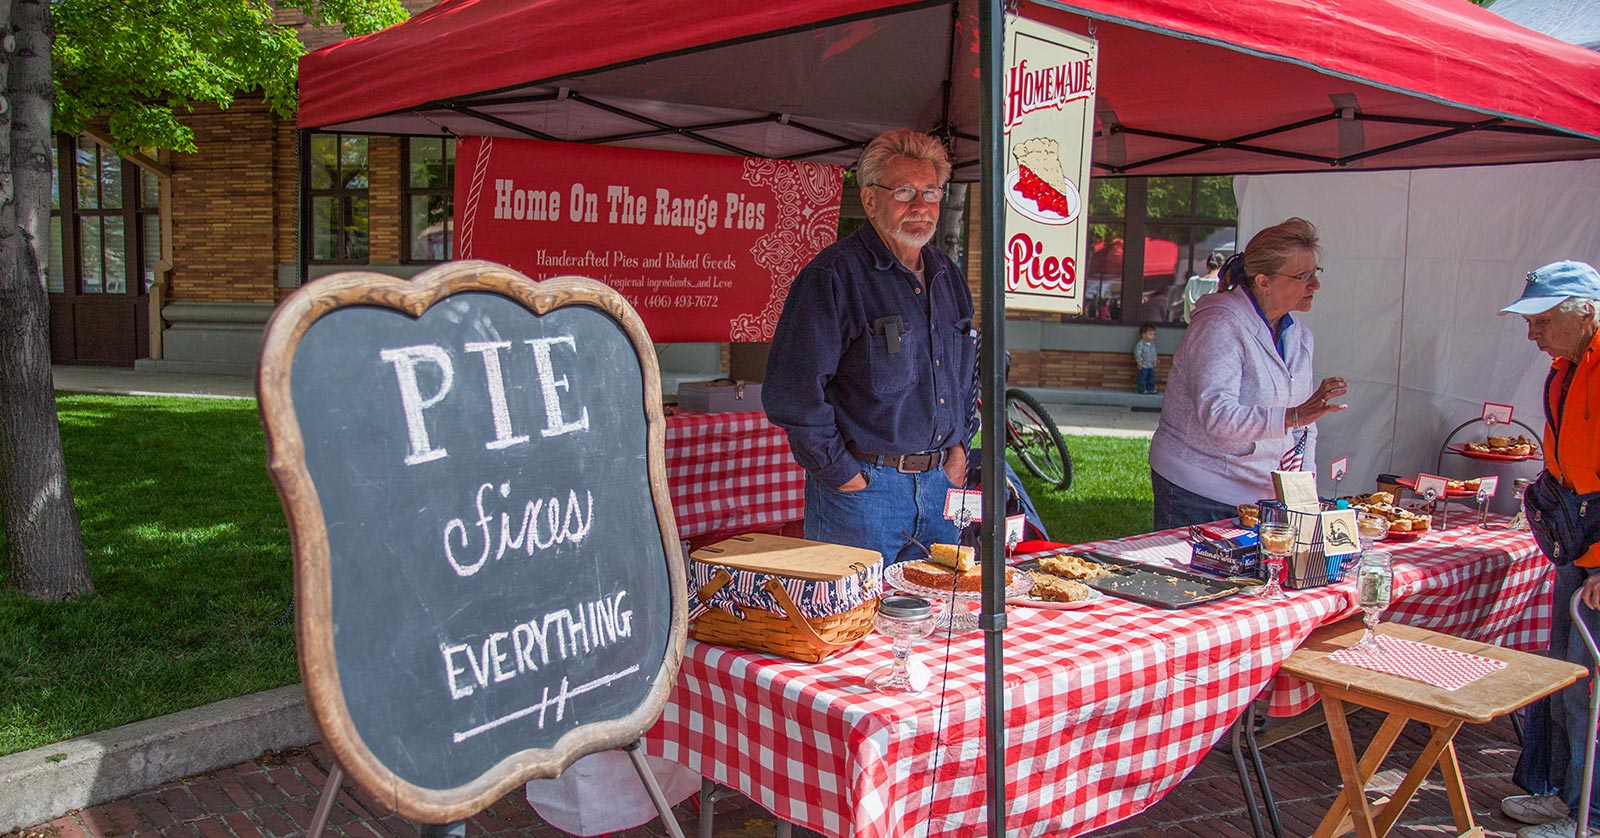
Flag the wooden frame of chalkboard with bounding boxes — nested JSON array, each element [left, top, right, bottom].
[[257, 261, 687, 823]]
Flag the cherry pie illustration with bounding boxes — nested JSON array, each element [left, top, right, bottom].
[[1008, 137, 1079, 223]]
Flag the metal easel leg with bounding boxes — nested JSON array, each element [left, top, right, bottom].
[[308, 765, 343, 838], [624, 740, 688, 838]]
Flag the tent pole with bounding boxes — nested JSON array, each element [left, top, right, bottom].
[[978, 0, 1009, 834]]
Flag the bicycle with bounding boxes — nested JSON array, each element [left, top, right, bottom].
[[1002, 388, 1073, 491]]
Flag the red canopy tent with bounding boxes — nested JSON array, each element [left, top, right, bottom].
[[300, 0, 1600, 175], [296, 1, 1600, 833]]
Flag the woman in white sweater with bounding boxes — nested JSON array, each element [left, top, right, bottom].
[[1148, 217, 1348, 530]]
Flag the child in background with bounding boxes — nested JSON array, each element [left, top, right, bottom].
[[1134, 323, 1158, 394]]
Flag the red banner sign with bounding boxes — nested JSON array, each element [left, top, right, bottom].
[[453, 136, 843, 342]]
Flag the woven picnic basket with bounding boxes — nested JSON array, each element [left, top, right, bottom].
[[687, 533, 882, 663]]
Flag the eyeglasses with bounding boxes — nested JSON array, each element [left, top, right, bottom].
[[1273, 266, 1325, 283], [868, 183, 947, 204]]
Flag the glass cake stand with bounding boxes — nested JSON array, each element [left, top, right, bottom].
[[884, 563, 1032, 632]]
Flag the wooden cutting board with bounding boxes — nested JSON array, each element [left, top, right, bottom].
[[689, 533, 880, 581]]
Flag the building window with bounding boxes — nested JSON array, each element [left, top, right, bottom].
[[309, 133, 369, 262], [403, 137, 455, 262], [47, 135, 156, 297], [1081, 175, 1237, 326]]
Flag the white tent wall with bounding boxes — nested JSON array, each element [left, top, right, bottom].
[[1235, 159, 1600, 512]]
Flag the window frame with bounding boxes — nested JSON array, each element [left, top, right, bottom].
[[48, 133, 154, 299], [1075, 175, 1237, 327], [307, 131, 371, 264], [401, 136, 456, 264]]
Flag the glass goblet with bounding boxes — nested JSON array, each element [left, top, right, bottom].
[[864, 595, 935, 694], [1352, 514, 1390, 574], [1255, 522, 1295, 601], [1352, 550, 1393, 654]]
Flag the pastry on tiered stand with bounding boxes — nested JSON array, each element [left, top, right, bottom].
[[899, 544, 1013, 593]]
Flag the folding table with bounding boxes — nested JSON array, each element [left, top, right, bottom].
[[1280, 618, 1584, 838]]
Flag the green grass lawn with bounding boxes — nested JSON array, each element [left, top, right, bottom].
[[0, 395, 1151, 757], [0, 395, 298, 757]]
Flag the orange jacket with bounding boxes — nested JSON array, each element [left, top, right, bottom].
[[1543, 328, 1600, 566]]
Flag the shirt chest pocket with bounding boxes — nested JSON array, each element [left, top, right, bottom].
[[867, 315, 921, 396]]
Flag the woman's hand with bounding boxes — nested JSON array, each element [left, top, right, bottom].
[[1288, 376, 1349, 429]]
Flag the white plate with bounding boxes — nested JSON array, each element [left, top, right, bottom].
[[1008, 585, 1104, 611], [884, 561, 1032, 600], [1003, 168, 1081, 226]]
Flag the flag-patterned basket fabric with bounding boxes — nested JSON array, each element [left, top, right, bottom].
[[687, 557, 882, 663]]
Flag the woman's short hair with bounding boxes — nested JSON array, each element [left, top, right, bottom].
[[1237, 217, 1321, 289], [858, 129, 952, 188], [1557, 297, 1599, 317]]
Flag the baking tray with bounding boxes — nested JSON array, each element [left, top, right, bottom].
[[1017, 551, 1246, 609]]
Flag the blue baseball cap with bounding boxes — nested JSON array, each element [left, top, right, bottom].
[[1500, 261, 1600, 315]]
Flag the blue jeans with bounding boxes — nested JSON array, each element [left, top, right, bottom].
[[1514, 562, 1600, 820], [1151, 469, 1237, 531], [1137, 367, 1155, 394], [804, 461, 964, 566]]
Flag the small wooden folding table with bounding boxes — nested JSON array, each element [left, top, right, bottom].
[[1281, 618, 1586, 838]]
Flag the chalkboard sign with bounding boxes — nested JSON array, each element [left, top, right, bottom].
[[257, 262, 686, 823]]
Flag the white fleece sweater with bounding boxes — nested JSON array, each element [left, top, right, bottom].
[[1148, 285, 1318, 506]]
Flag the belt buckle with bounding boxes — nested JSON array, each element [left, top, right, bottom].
[[897, 451, 936, 473]]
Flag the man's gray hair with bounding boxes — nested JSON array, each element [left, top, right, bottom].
[[857, 129, 952, 188]]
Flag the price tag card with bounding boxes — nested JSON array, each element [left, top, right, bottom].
[[1482, 402, 1514, 425], [945, 489, 982, 525], [1006, 515, 1027, 549], [1477, 476, 1500, 501], [1330, 456, 1349, 483], [1415, 473, 1449, 501], [1319, 509, 1360, 559]]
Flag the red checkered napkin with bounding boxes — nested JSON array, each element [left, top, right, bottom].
[[1329, 634, 1506, 691]]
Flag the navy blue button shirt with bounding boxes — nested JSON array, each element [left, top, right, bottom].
[[764, 222, 979, 488]]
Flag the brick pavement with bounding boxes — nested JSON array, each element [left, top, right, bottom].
[[6, 708, 1542, 838]]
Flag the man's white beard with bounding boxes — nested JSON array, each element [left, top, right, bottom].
[[889, 222, 936, 251]]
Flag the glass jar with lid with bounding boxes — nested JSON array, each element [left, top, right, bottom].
[[864, 595, 935, 694]]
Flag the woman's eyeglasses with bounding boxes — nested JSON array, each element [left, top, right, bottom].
[[1274, 266, 1325, 283], [868, 183, 947, 204]]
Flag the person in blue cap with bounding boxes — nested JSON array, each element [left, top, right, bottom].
[[1499, 260, 1600, 838]]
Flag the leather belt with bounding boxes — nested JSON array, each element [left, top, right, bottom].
[[848, 444, 950, 474]]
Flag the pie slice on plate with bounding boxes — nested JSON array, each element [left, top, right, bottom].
[[1011, 137, 1073, 218]]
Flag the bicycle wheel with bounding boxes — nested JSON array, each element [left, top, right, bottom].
[[1004, 388, 1073, 491]]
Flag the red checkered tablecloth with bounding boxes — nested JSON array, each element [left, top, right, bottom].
[[664, 410, 804, 540], [1328, 634, 1507, 691], [643, 520, 1553, 837]]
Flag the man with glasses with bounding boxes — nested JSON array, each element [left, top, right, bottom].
[[764, 129, 978, 566]]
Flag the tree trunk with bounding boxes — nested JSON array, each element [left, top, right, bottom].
[[0, 0, 93, 599]]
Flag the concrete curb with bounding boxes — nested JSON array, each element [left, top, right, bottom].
[[0, 686, 315, 832]]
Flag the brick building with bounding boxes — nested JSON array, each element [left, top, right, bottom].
[[48, 4, 1236, 391]]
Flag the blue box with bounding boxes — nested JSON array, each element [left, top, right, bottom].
[[1190, 532, 1260, 578]]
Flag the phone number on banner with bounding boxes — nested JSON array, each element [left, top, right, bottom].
[[640, 294, 721, 309]]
